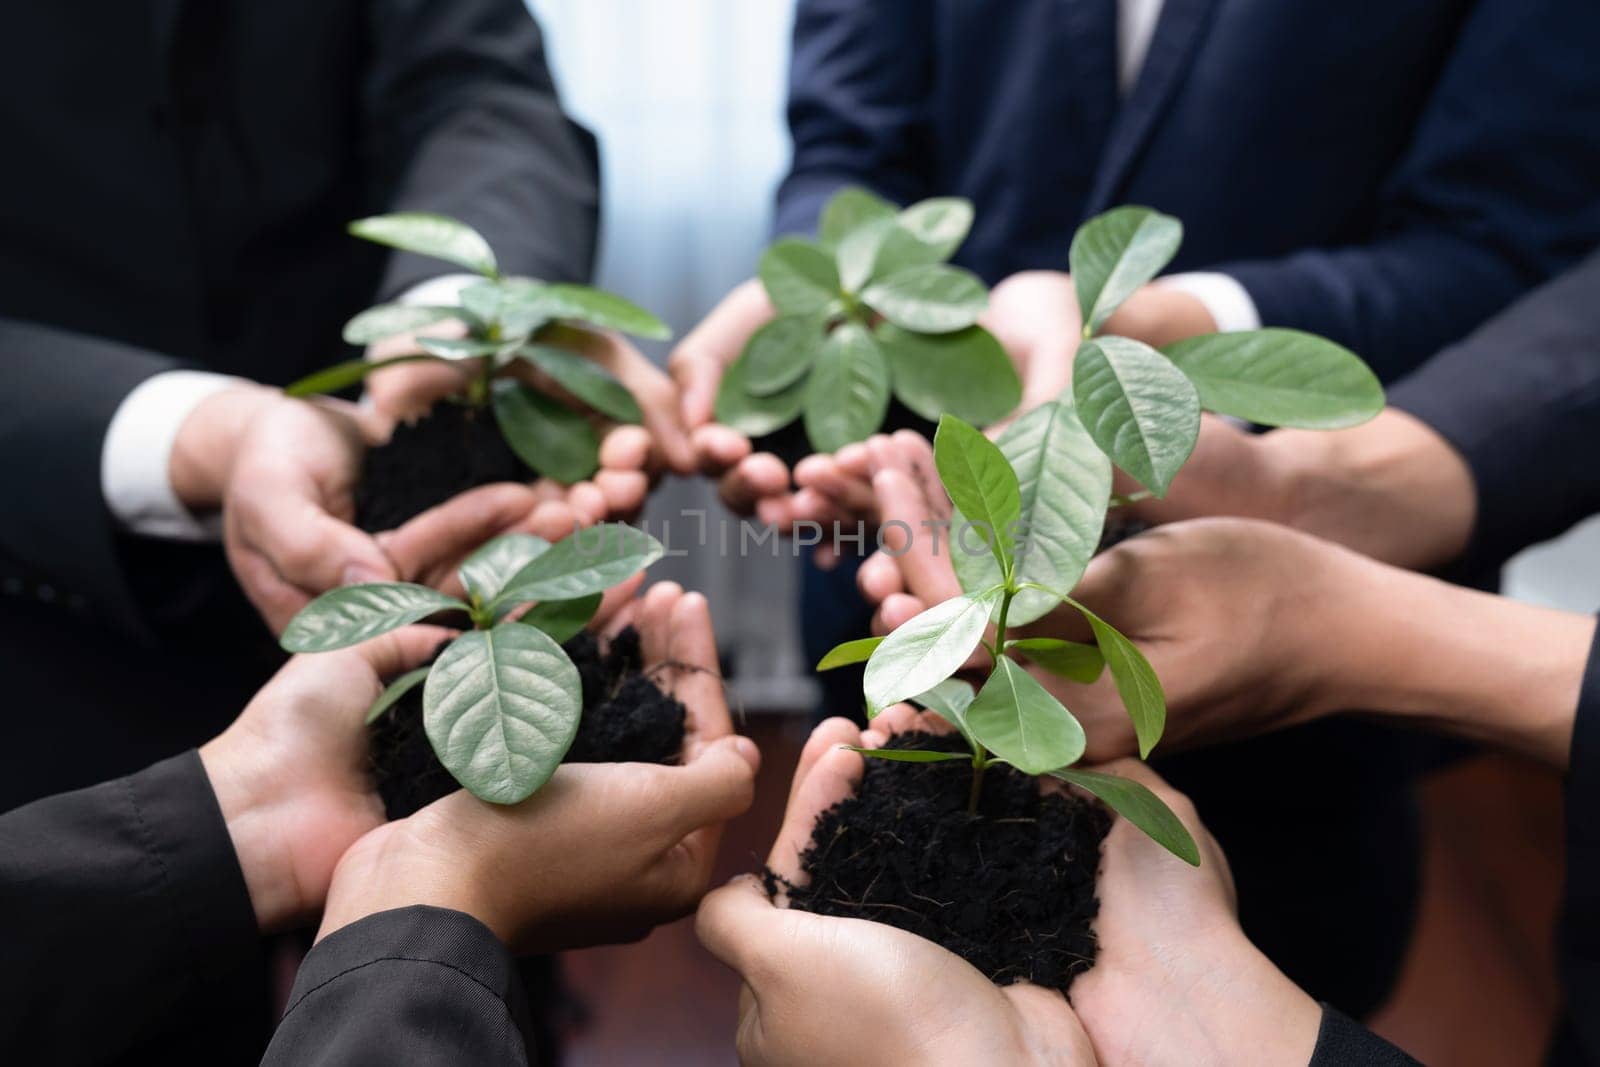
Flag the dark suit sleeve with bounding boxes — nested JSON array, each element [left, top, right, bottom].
[[1211, 0, 1600, 378], [1385, 249, 1600, 573], [1551, 625, 1600, 1066], [0, 751, 264, 1065], [0, 317, 187, 636], [363, 0, 600, 294], [773, 0, 935, 235], [1307, 1005, 1419, 1065], [264, 906, 535, 1066]]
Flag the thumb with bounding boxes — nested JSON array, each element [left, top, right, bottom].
[[873, 469, 963, 605], [659, 734, 761, 837], [696, 874, 787, 981], [256, 498, 396, 594]]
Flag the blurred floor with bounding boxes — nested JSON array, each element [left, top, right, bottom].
[[561, 717, 1566, 1066]]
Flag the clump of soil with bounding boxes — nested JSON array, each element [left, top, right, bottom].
[[771, 731, 1111, 991], [356, 400, 531, 532], [368, 625, 687, 819]]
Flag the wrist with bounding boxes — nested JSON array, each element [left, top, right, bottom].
[[1262, 409, 1476, 569], [1195, 931, 1322, 1064], [198, 736, 303, 932], [168, 384, 279, 511]]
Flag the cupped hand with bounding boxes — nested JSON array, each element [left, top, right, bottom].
[[696, 714, 1096, 1067], [199, 626, 451, 932], [1068, 760, 1321, 1066]]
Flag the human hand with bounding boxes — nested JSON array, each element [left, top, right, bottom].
[[198, 626, 451, 932], [1068, 760, 1321, 1066], [695, 716, 1096, 1067]]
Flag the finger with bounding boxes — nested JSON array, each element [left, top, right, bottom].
[[658, 734, 762, 837], [857, 551, 905, 607], [834, 442, 873, 481], [693, 424, 754, 477], [635, 580, 685, 665], [228, 546, 312, 635], [737, 453, 793, 500], [380, 483, 540, 583], [525, 500, 585, 542], [671, 281, 774, 428], [365, 359, 472, 422], [867, 701, 924, 740], [594, 469, 650, 520], [874, 592, 929, 635], [786, 717, 864, 814], [886, 430, 943, 505], [590, 572, 646, 632], [579, 334, 697, 474], [665, 592, 731, 756], [794, 455, 878, 518], [565, 481, 608, 527], [754, 493, 804, 531], [787, 487, 849, 527], [873, 469, 962, 604], [770, 741, 864, 882], [599, 424, 655, 473], [343, 624, 458, 681]]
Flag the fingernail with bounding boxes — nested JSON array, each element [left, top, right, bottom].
[[731, 735, 761, 772]]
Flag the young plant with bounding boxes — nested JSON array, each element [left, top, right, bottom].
[[285, 213, 672, 484], [715, 186, 1022, 451], [818, 204, 1387, 865], [279, 524, 663, 804]]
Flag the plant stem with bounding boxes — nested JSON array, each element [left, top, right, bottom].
[[466, 357, 492, 406], [1109, 489, 1154, 508], [967, 751, 988, 816]]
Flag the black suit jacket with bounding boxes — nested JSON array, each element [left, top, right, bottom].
[[0, 0, 599, 809], [0, 751, 537, 1065]]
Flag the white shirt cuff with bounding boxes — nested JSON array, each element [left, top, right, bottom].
[[397, 273, 481, 307], [101, 370, 245, 542], [1155, 271, 1262, 333]]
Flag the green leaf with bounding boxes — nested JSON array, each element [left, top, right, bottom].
[[365, 666, 432, 725], [495, 523, 664, 607], [280, 583, 465, 653], [836, 216, 896, 293], [1068, 598, 1166, 758], [1048, 767, 1200, 866], [1070, 206, 1183, 335], [1008, 638, 1104, 684], [817, 636, 885, 671], [862, 264, 987, 334], [848, 746, 970, 763], [538, 283, 672, 341], [1162, 329, 1385, 429], [517, 592, 604, 643], [284, 355, 440, 398], [803, 322, 891, 453], [1072, 337, 1200, 496], [913, 678, 979, 751], [743, 314, 828, 397], [424, 624, 581, 804], [878, 324, 1021, 426], [964, 658, 1086, 775], [895, 198, 973, 263], [760, 238, 841, 315], [459, 281, 507, 325], [491, 380, 601, 485], [460, 534, 551, 605], [953, 402, 1111, 624], [715, 349, 808, 436], [517, 345, 643, 423], [863, 587, 1002, 709], [819, 186, 897, 248], [934, 415, 1021, 577], [417, 336, 515, 360], [349, 213, 498, 278], [343, 304, 462, 346]]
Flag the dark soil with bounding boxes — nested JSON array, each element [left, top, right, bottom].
[[1097, 514, 1152, 554], [770, 730, 1111, 991], [355, 400, 532, 532], [752, 397, 932, 471], [368, 625, 687, 820]]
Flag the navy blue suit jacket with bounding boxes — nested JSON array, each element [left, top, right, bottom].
[[776, 0, 1600, 379]]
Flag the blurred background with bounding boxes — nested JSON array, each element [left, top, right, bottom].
[[526, 2, 1597, 1063]]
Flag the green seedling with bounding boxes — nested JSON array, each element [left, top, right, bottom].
[[280, 525, 663, 804], [715, 186, 1022, 451], [286, 212, 672, 484], [819, 204, 1387, 865]]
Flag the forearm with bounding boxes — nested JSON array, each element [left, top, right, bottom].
[[1319, 559, 1596, 768]]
